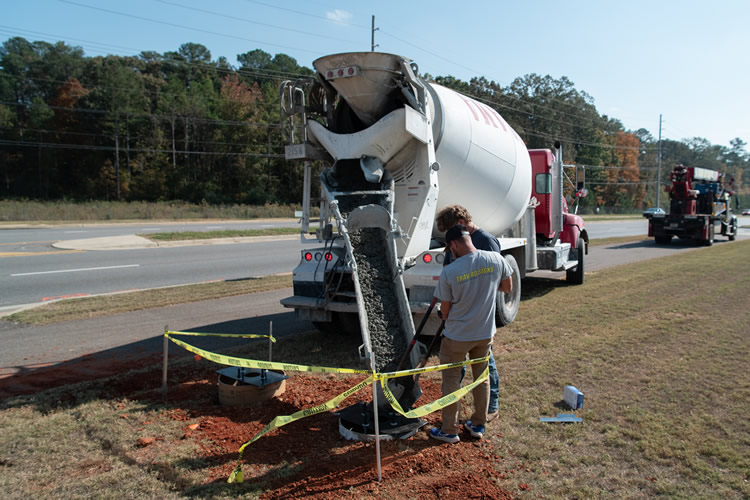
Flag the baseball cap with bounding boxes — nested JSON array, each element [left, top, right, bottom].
[[445, 224, 470, 244]]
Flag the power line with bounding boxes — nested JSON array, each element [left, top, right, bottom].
[[155, 0, 362, 46], [237, 0, 371, 29], [57, 0, 323, 56], [0, 99, 282, 129], [0, 138, 284, 157], [0, 126, 287, 151]]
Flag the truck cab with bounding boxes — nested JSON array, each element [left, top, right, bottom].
[[528, 149, 588, 284]]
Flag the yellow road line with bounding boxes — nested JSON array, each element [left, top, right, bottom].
[[0, 250, 85, 258]]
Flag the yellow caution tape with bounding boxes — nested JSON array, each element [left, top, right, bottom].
[[167, 330, 276, 342], [228, 375, 375, 483], [381, 362, 489, 419], [164, 331, 369, 374], [377, 354, 491, 381]]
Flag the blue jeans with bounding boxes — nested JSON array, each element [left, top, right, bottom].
[[460, 346, 499, 413]]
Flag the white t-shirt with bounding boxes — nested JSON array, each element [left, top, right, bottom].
[[435, 250, 514, 341]]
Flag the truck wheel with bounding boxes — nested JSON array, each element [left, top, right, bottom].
[[496, 254, 521, 327], [655, 235, 672, 244], [566, 237, 585, 285], [729, 219, 737, 241]]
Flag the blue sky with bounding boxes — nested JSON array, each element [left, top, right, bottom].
[[4, 0, 749, 150]]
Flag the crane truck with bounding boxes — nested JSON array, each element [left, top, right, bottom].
[[647, 164, 737, 245], [277, 52, 588, 439]]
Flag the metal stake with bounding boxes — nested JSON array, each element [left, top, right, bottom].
[[370, 352, 382, 482], [161, 325, 169, 400], [268, 321, 273, 361]]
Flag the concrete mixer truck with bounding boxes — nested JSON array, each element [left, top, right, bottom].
[[279, 52, 587, 373]]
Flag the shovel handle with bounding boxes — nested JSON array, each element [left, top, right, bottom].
[[395, 297, 439, 372]]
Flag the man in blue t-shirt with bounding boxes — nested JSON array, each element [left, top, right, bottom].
[[435, 205, 503, 422], [429, 224, 514, 443]]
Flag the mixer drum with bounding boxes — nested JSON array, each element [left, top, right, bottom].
[[428, 83, 532, 235]]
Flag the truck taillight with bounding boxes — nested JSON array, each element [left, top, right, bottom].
[[304, 252, 313, 261], [324, 66, 360, 80], [325, 252, 333, 261], [422, 253, 432, 264]]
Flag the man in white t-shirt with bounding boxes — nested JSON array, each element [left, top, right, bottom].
[[429, 224, 513, 443]]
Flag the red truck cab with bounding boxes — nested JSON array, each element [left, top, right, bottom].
[[525, 148, 588, 284]]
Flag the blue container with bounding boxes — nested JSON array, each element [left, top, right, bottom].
[[564, 385, 584, 409]]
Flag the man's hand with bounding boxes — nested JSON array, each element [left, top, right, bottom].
[[499, 277, 512, 294], [439, 300, 451, 320]]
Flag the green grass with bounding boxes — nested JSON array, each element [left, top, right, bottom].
[[1, 241, 748, 497], [141, 228, 302, 241], [494, 239, 750, 498], [0, 199, 314, 222]]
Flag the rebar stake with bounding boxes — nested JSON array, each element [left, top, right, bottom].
[[268, 321, 273, 361], [370, 352, 382, 482], [161, 325, 169, 400]]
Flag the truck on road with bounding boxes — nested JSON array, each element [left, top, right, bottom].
[[647, 165, 737, 245]]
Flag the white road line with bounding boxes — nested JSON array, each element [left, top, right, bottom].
[[64, 230, 88, 234], [206, 226, 224, 229], [11, 264, 140, 277]]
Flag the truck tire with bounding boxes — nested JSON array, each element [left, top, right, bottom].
[[566, 237, 585, 285], [655, 235, 672, 244], [729, 219, 737, 241], [496, 253, 521, 327]]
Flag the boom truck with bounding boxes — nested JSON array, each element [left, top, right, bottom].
[[278, 52, 588, 439], [647, 165, 737, 245]]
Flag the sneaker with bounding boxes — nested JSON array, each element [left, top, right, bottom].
[[464, 420, 485, 439], [486, 411, 499, 423], [429, 427, 460, 444]]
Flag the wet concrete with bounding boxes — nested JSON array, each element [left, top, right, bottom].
[[338, 192, 408, 373]]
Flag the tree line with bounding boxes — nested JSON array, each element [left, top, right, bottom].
[[1, 37, 748, 211]]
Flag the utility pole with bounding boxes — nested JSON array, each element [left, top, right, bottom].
[[656, 114, 662, 208], [371, 15, 379, 51]]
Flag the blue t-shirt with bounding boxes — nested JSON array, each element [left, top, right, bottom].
[[435, 250, 514, 341]]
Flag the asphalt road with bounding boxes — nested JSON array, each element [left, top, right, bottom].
[[1, 235, 306, 310], [0, 219, 648, 312], [1, 218, 748, 392]]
